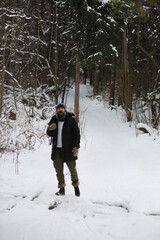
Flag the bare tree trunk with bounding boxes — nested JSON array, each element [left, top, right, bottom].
[[35, 0, 41, 89], [93, 71, 99, 96], [0, 55, 5, 118], [61, 77, 67, 103], [109, 55, 116, 108], [83, 67, 87, 85], [35, 1, 40, 90], [89, 73, 93, 85], [54, 2, 59, 104], [48, 3, 54, 66], [0, 13, 7, 118], [74, 53, 80, 123], [123, 24, 132, 121]]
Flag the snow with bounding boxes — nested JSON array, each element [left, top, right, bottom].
[[1, 84, 160, 240], [109, 44, 118, 57], [101, 0, 111, 3]]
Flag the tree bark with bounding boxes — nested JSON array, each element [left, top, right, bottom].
[[123, 24, 132, 121], [83, 67, 87, 85], [109, 55, 116, 108], [0, 12, 7, 118], [35, 0, 41, 89], [93, 71, 99, 96], [0, 56, 5, 118], [54, 2, 59, 104], [74, 53, 80, 123]]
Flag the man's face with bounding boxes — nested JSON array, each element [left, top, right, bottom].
[[57, 107, 65, 117]]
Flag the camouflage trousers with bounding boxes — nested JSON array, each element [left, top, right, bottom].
[[53, 148, 79, 188]]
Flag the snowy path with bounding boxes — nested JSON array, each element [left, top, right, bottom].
[[1, 84, 160, 240]]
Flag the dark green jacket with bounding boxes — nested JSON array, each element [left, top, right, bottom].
[[46, 112, 80, 162]]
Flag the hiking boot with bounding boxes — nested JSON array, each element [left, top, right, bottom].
[[74, 186, 80, 197], [55, 187, 65, 196]]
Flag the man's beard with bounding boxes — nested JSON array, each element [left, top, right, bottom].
[[58, 111, 64, 117], [56, 111, 66, 121]]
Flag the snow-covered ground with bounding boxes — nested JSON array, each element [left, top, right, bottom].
[[1, 84, 160, 240]]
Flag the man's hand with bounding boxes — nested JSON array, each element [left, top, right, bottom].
[[48, 123, 57, 131], [72, 147, 79, 157]]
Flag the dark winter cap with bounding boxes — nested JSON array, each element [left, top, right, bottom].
[[56, 103, 66, 110]]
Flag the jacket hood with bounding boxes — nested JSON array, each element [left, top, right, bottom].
[[66, 112, 75, 118]]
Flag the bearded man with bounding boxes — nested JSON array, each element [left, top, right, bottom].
[[46, 103, 80, 197]]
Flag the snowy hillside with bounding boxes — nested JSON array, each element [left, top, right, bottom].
[[1, 84, 160, 240]]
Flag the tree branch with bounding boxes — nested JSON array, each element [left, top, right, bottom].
[[137, 16, 160, 70]]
